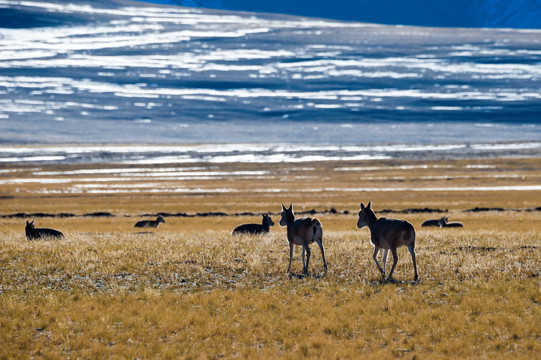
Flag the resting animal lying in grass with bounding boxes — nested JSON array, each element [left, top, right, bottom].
[[134, 216, 165, 228], [232, 214, 274, 235], [25, 220, 64, 240]]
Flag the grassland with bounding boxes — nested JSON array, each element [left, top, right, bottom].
[[0, 157, 540, 358]]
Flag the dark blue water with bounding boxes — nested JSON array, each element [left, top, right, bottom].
[[0, 1, 540, 146]]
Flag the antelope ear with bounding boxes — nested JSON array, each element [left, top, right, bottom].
[[360, 203, 364, 210], [31, 220, 34, 225], [281, 204, 285, 210], [367, 201, 372, 209], [289, 203, 293, 211]]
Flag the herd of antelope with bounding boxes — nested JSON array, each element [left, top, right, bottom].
[[24, 201, 465, 282]]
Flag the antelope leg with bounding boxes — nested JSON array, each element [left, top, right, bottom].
[[373, 246, 385, 278], [288, 242, 294, 273], [386, 248, 399, 282], [303, 244, 311, 275], [408, 244, 419, 281], [316, 239, 327, 272], [382, 249, 389, 274]]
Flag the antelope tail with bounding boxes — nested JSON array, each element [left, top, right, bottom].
[[311, 219, 322, 240]]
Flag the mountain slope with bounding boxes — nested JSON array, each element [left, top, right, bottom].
[[145, 0, 541, 29]]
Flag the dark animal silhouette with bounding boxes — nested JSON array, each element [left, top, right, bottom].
[[134, 216, 165, 228], [279, 204, 327, 275], [442, 219, 463, 227], [357, 201, 418, 282], [421, 216, 448, 227], [25, 220, 64, 240], [232, 214, 274, 235]]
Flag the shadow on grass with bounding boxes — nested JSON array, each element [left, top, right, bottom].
[[288, 272, 328, 280], [368, 277, 421, 286]]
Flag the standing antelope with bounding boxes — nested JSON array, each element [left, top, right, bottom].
[[279, 204, 327, 275], [25, 220, 64, 240], [134, 216, 165, 228], [232, 214, 274, 235], [357, 201, 418, 282]]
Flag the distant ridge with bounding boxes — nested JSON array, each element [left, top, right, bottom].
[[142, 0, 541, 29], [3, 207, 541, 218]]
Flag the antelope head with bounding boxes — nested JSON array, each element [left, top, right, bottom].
[[25, 220, 35, 231], [263, 213, 275, 227], [357, 201, 372, 229], [279, 204, 294, 226]]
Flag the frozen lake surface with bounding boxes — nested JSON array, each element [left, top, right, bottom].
[[1, 142, 540, 164], [0, 0, 540, 153]]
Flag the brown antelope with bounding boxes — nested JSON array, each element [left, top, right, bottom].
[[134, 216, 165, 228], [279, 204, 327, 275], [421, 216, 448, 227], [232, 214, 274, 235], [357, 201, 418, 282], [25, 220, 64, 240]]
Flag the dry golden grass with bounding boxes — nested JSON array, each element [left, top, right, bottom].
[[1, 157, 541, 217], [1, 229, 540, 359], [1, 157, 540, 358]]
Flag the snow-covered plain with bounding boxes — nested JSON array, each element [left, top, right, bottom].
[[0, 0, 540, 159]]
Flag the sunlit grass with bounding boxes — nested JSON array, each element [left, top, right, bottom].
[[1, 227, 539, 358], [1, 157, 540, 358]]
